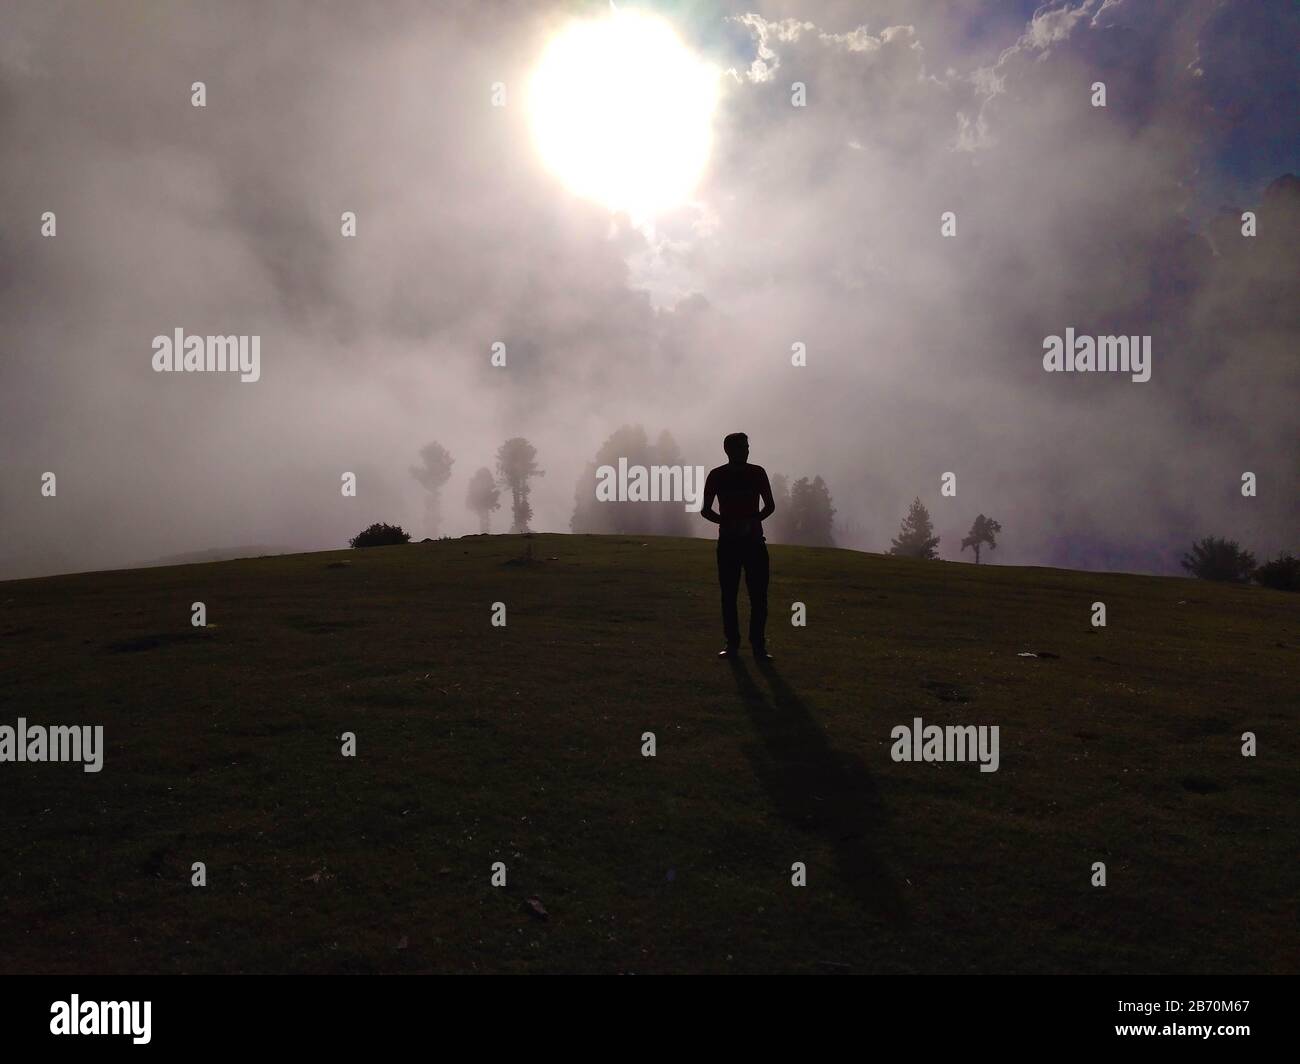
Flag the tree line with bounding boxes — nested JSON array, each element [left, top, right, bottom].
[[885, 497, 1296, 591], [886, 497, 1000, 563], [566, 425, 839, 547], [349, 435, 1296, 591]]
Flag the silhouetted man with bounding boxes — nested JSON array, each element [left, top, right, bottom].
[[701, 432, 775, 660]]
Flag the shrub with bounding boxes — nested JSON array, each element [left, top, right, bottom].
[[1254, 553, 1300, 592], [1180, 536, 1256, 583], [349, 523, 411, 549]]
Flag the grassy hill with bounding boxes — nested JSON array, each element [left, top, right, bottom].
[[0, 533, 1295, 974]]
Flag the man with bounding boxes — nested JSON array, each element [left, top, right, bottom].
[[701, 432, 775, 660]]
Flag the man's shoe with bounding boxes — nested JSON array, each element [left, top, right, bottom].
[[753, 647, 774, 661], [718, 646, 739, 658]]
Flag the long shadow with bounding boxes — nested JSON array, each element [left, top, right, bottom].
[[730, 656, 909, 924]]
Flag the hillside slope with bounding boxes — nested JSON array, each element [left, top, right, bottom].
[[0, 534, 1295, 973]]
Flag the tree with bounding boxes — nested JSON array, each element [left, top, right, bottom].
[[766, 474, 795, 544], [466, 467, 501, 533], [409, 441, 454, 536], [789, 475, 836, 546], [961, 514, 1002, 564], [570, 425, 649, 534], [496, 437, 543, 534], [569, 426, 691, 536], [889, 497, 940, 559], [349, 522, 410, 548], [1180, 536, 1256, 583], [1253, 553, 1298, 592], [652, 430, 692, 537]]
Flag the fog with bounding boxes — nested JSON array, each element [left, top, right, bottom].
[[1, 0, 1295, 579]]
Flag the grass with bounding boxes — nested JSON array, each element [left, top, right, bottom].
[[0, 533, 1295, 974]]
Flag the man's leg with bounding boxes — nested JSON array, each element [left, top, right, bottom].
[[717, 540, 743, 651], [745, 539, 770, 651]]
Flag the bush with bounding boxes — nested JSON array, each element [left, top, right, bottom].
[[1254, 554, 1300, 592], [1180, 536, 1256, 583], [349, 523, 411, 549]]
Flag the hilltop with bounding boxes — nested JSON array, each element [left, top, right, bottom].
[[0, 534, 1294, 973]]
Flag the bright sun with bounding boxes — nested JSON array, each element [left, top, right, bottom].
[[527, 9, 719, 220]]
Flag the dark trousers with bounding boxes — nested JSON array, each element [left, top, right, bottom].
[[717, 536, 769, 649]]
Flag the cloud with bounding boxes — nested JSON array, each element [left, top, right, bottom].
[[0, 0, 1295, 578]]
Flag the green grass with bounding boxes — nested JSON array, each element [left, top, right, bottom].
[[0, 534, 1295, 974]]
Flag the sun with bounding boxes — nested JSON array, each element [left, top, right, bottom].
[[527, 8, 719, 220]]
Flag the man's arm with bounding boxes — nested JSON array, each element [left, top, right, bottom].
[[757, 468, 775, 522], [701, 469, 721, 524]]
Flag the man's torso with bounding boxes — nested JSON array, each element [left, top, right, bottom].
[[708, 462, 768, 540]]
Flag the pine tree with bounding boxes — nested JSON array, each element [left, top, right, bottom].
[[889, 497, 940, 559], [652, 429, 691, 536], [789, 475, 836, 546], [569, 426, 691, 535], [767, 474, 794, 544], [570, 425, 649, 534]]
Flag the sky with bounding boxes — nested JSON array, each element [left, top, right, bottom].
[[1, 0, 1296, 578]]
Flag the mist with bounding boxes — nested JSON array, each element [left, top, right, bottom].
[[1, 0, 1295, 579]]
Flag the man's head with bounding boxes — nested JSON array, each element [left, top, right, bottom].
[[723, 432, 749, 464]]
